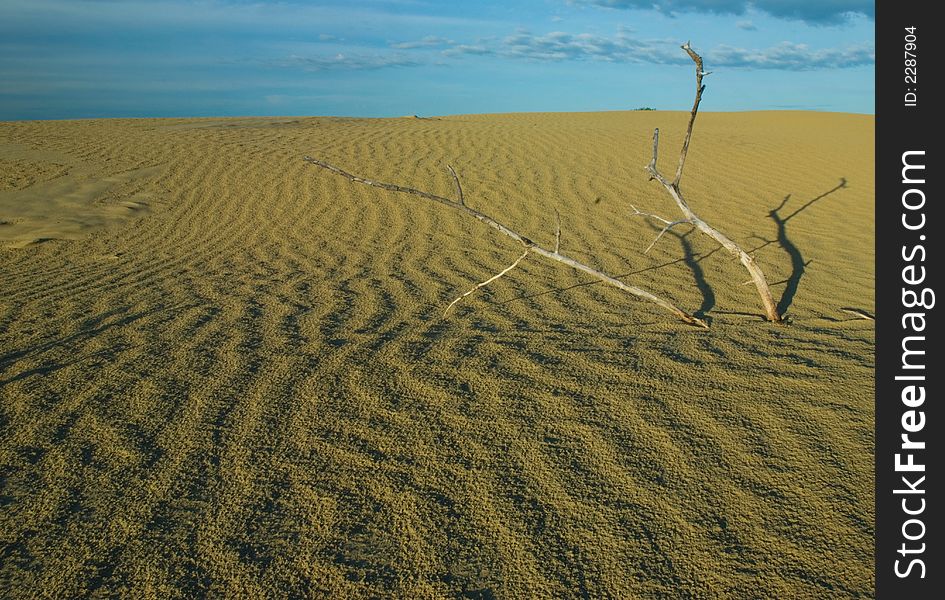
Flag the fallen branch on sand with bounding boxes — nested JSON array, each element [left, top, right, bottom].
[[304, 43, 788, 328], [302, 157, 708, 328]]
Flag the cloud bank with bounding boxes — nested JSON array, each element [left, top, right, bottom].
[[393, 31, 873, 71], [578, 1, 873, 25]]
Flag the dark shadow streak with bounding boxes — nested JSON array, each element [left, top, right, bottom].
[[710, 309, 769, 321], [653, 225, 715, 320], [767, 178, 847, 316], [0, 347, 129, 386], [0, 302, 191, 384]]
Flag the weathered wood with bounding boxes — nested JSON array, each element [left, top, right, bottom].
[[443, 249, 530, 316], [840, 307, 875, 321], [447, 164, 465, 206], [630, 204, 690, 254], [675, 41, 708, 188], [639, 44, 783, 323], [303, 156, 708, 328]]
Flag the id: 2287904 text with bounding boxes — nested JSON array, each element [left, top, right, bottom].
[[904, 27, 918, 107]]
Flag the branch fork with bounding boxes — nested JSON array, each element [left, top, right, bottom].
[[636, 43, 783, 323], [302, 157, 708, 328], [302, 43, 778, 328]]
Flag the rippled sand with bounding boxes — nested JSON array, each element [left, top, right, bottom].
[[0, 111, 873, 597]]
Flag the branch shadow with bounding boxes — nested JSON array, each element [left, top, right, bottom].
[[763, 178, 847, 316], [498, 178, 849, 323], [0, 302, 190, 387], [644, 223, 715, 321]]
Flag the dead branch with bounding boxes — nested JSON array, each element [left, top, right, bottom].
[[443, 249, 530, 316], [447, 164, 465, 206], [675, 41, 707, 188], [630, 205, 691, 254], [840, 307, 874, 321], [303, 157, 708, 328], [641, 43, 783, 323]]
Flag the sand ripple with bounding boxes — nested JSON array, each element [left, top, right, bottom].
[[0, 112, 873, 597]]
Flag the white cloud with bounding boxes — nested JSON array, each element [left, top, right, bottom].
[[708, 41, 874, 70], [442, 44, 493, 57], [421, 30, 873, 71], [577, 1, 873, 25]]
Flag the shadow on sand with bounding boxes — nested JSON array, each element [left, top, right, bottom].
[[644, 223, 715, 321], [498, 178, 850, 322], [752, 178, 848, 316], [0, 303, 189, 387]]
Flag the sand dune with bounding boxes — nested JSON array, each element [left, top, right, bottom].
[[0, 111, 873, 597]]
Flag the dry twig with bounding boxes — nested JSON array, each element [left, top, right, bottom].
[[443, 249, 530, 316], [840, 307, 875, 321], [447, 164, 465, 207]]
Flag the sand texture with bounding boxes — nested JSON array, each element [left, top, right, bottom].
[[0, 111, 874, 598]]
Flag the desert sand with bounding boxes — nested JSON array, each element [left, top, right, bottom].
[[0, 111, 873, 597]]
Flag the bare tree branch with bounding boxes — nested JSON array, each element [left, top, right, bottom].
[[443, 249, 530, 316], [642, 44, 783, 323], [647, 128, 660, 176], [303, 157, 708, 328], [840, 307, 874, 321], [304, 157, 533, 246], [630, 205, 692, 253], [630, 204, 673, 225], [675, 41, 708, 188], [643, 220, 691, 254], [447, 164, 465, 206]]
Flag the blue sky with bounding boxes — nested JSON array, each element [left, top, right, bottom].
[[0, 1, 874, 120]]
